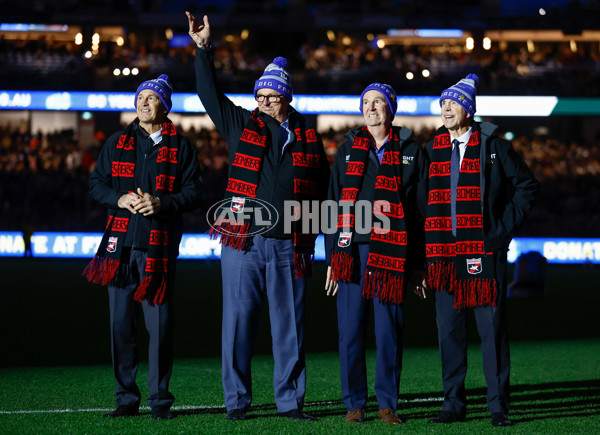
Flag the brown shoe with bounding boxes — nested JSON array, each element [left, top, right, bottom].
[[378, 408, 404, 424], [345, 409, 365, 423]]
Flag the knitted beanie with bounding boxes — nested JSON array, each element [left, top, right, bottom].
[[134, 74, 173, 113], [439, 73, 479, 117], [360, 83, 398, 120], [253, 57, 293, 102]]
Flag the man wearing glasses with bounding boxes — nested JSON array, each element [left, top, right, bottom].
[[187, 13, 330, 421]]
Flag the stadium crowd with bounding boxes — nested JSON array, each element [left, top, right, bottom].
[[1, 122, 598, 238], [2, 31, 600, 96]]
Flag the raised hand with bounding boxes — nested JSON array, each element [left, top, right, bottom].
[[186, 12, 210, 47]]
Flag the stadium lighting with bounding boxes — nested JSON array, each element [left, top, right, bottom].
[[483, 37, 491, 50], [84, 51, 92, 59], [122, 68, 130, 76], [539, 8, 546, 15], [406, 72, 414, 80], [131, 68, 139, 75], [570, 40, 577, 52], [466, 37, 474, 50], [113, 68, 121, 76], [75, 33, 83, 45], [422, 69, 430, 78]]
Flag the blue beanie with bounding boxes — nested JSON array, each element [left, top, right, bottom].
[[360, 83, 398, 120], [440, 73, 479, 117], [254, 57, 293, 102], [134, 74, 173, 113]]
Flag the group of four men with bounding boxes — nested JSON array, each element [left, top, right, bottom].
[[83, 12, 538, 427]]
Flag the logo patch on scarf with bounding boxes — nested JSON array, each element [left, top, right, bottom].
[[338, 231, 352, 248], [230, 196, 246, 213], [107, 236, 118, 253], [466, 258, 482, 275]]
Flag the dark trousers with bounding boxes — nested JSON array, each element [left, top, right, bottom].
[[220, 236, 307, 413], [434, 252, 510, 416], [107, 248, 175, 411], [337, 243, 404, 411]]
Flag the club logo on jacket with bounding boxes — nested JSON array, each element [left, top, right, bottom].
[[338, 231, 352, 248], [466, 258, 482, 275], [231, 196, 246, 213], [107, 236, 118, 253]]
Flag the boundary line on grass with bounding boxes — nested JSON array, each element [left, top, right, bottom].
[[0, 397, 442, 415]]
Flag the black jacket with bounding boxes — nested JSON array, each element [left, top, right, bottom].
[[425, 122, 539, 254], [325, 126, 429, 270], [194, 46, 330, 237], [89, 121, 203, 252]]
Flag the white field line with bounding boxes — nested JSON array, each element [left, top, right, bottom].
[[0, 397, 442, 415]]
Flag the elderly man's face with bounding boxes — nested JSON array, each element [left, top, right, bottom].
[[136, 90, 166, 126], [441, 98, 471, 133], [362, 90, 391, 129], [255, 89, 289, 124]]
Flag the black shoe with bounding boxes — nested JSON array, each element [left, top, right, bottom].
[[226, 408, 247, 421], [491, 412, 514, 427], [277, 409, 316, 421], [151, 407, 174, 420], [103, 405, 139, 418], [429, 411, 465, 424]]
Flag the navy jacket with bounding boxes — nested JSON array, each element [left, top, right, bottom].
[[425, 122, 539, 254], [90, 121, 203, 252], [325, 126, 429, 270], [194, 46, 330, 238]]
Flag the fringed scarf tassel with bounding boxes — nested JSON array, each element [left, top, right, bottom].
[[427, 261, 456, 294], [82, 255, 120, 286], [209, 221, 251, 251], [294, 252, 314, 278], [133, 275, 168, 305], [331, 251, 354, 282], [363, 268, 404, 304], [454, 279, 497, 308]]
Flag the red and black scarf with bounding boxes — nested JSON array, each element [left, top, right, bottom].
[[209, 108, 323, 278], [425, 129, 496, 308], [331, 126, 408, 304], [82, 118, 180, 305]]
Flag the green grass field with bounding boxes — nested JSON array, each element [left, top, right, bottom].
[[1, 341, 599, 433], [1, 259, 599, 433]]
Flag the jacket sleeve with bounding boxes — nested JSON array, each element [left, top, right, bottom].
[[194, 46, 250, 155], [403, 141, 428, 271], [89, 133, 122, 209], [156, 136, 203, 216], [325, 139, 349, 266], [486, 138, 539, 251]]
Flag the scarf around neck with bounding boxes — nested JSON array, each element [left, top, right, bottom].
[[209, 108, 324, 278], [82, 118, 180, 305], [425, 129, 496, 308], [331, 126, 409, 304]]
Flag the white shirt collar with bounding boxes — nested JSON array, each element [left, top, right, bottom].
[[149, 128, 163, 146], [453, 127, 473, 148]]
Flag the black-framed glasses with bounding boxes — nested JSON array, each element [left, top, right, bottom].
[[255, 94, 282, 103]]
